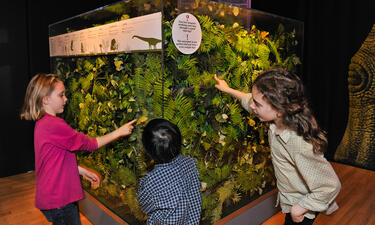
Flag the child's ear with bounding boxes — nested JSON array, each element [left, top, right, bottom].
[[42, 96, 50, 106]]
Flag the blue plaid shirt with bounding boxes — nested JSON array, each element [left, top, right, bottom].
[[137, 154, 202, 225]]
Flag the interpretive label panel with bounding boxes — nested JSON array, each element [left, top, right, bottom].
[[49, 12, 162, 56], [172, 13, 202, 54]]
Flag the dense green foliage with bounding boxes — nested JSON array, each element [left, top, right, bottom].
[[53, 14, 300, 224]]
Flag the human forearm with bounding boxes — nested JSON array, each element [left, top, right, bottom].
[[96, 129, 120, 148], [96, 119, 136, 148], [294, 151, 342, 212], [224, 88, 248, 101], [214, 74, 248, 101], [78, 165, 101, 189], [78, 165, 85, 175], [298, 184, 341, 212], [291, 204, 310, 223]]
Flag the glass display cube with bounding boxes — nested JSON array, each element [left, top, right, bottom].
[[49, 0, 303, 224]]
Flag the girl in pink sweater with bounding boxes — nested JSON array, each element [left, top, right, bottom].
[[20, 73, 136, 225]]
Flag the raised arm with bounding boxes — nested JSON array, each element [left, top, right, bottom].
[[96, 119, 137, 148], [214, 74, 248, 101], [214, 74, 253, 113]]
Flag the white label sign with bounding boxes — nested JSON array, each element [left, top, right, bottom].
[[172, 13, 202, 54], [49, 12, 162, 57]]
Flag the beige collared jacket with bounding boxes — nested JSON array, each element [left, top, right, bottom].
[[241, 93, 341, 219]]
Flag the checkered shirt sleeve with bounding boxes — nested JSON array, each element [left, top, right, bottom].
[[137, 155, 202, 225]]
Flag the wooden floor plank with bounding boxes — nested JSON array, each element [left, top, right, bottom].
[[0, 172, 92, 225]]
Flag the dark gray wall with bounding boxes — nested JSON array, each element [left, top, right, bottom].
[[0, 0, 118, 178], [0, 0, 34, 177]]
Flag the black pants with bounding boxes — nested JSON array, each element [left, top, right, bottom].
[[284, 213, 317, 225]]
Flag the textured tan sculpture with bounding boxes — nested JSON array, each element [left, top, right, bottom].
[[335, 24, 375, 170]]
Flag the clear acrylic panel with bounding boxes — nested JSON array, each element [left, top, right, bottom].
[[49, 0, 303, 224]]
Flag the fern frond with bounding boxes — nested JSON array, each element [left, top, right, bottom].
[[210, 180, 234, 223], [198, 15, 214, 31], [83, 60, 94, 72], [266, 39, 281, 64], [122, 187, 146, 221]]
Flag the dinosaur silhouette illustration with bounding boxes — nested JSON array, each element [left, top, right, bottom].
[[111, 39, 118, 50], [132, 35, 161, 49], [81, 42, 84, 53]]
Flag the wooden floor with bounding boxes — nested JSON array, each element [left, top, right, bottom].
[[263, 162, 375, 225], [0, 162, 374, 225], [0, 171, 92, 225]]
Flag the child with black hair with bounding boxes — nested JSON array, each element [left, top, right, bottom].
[[137, 118, 202, 225]]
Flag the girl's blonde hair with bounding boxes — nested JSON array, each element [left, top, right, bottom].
[[20, 74, 61, 121], [254, 68, 328, 154]]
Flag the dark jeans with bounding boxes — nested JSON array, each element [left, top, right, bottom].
[[41, 202, 81, 225], [284, 213, 317, 225]]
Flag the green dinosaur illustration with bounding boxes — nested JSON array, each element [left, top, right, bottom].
[[132, 35, 161, 49], [335, 24, 375, 170]]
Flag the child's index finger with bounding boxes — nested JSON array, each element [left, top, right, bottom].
[[128, 119, 137, 125]]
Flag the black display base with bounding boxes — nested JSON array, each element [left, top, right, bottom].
[[79, 189, 280, 225]]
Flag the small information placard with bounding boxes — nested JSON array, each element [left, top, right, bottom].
[[49, 12, 162, 57], [172, 13, 202, 54]]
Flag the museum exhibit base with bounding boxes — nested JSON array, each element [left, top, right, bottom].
[[79, 189, 280, 225], [79, 191, 128, 225]]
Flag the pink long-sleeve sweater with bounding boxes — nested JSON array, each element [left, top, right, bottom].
[[34, 113, 98, 210]]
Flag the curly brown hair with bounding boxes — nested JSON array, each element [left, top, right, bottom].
[[254, 68, 327, 154]]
